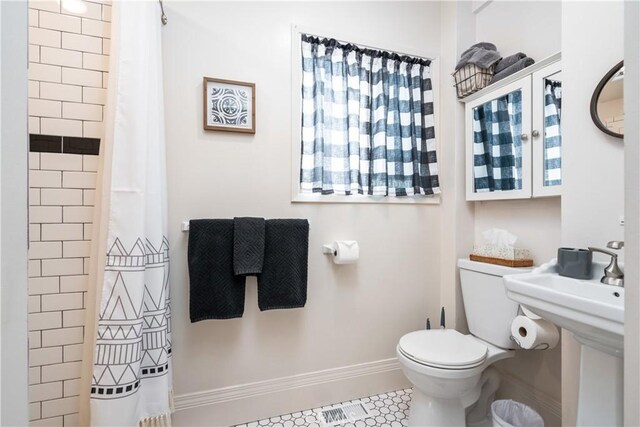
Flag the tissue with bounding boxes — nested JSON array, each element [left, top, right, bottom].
[[482, 228, 518, 248], [473, 228, 531, 260]]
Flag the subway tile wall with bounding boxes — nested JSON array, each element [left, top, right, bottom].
[[606, 115, 624, 135], [28, 0, 110, 425], [29, 152, 98, 426], [29, 0, 111, 138]]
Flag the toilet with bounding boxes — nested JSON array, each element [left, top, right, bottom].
[[397, 259, 530, 426]]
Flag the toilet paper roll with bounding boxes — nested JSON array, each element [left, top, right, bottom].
[[510, 315, 559, 350], [333, 240, 359, 264]]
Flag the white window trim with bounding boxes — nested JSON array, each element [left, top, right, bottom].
[[290, 24, 441, 205]]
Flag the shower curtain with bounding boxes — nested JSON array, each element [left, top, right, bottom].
[[79, 2, 172, 426]]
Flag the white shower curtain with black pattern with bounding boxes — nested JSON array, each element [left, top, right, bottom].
[[80, 2, 173, 426]]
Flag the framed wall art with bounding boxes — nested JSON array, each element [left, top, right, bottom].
[[203, 77, 256, 133]]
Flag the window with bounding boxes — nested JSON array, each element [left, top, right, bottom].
[[297, 33, 440, 199]]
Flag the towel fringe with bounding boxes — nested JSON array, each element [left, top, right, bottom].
[[138, 413, 171, 427], [137, 389, 174, 427], [138, 413, 172, 427], [169, 388, 175, 413]]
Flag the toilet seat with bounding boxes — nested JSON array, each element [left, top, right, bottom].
[[398, 329, 488, 370]]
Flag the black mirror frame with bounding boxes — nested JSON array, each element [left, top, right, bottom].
[[590, 60, 624, 139]]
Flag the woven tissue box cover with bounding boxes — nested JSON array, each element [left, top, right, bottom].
[[472, 244, 531, 261]]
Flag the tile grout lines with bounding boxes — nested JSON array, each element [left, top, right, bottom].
[[234, 388, 412, 427]]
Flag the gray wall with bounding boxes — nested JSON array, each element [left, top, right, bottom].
[[624, 2, 640, 424], [1, 0, 29, 425]]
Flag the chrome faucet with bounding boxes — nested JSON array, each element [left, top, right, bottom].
[[588, 241, 624, 287]]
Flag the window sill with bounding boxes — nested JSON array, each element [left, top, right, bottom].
[[291, 193, 441, 205]]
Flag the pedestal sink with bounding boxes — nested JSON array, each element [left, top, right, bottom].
[[504, 260, 624, 426]]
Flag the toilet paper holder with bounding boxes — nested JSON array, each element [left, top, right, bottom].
[[322, 241, 360, 264], [322, 244, 337, 256], [322, 241, 359, 255], [509, 334, 550, 351], [510, 305, 555, 350]]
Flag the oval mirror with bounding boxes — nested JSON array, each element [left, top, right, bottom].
[[590, 61, 624, 139]]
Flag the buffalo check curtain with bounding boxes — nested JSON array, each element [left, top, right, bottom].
[[300, 35, 440, 197], [472, 90, 523, 192], [544, 80, 562, 187]]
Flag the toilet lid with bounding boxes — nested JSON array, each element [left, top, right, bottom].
[[398, 329, 488, 369]]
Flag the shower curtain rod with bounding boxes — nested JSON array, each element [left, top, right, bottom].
[[159, 0, 167, 25]]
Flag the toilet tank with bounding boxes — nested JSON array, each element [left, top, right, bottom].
[[458, 259, 532, 349]]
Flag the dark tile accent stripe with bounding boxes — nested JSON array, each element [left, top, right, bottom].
[[64, 137, 100, 155], [30, 134, 62, 153], [29, 134, 100, 156]]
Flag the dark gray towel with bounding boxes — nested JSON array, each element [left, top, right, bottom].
[[494, 52, 527, 74], [490, 57, 535, 83], [188, 219, 246, 321], [257, 219, 309, 311], [233, 217, 265, 276], [455, 42, 501, 71]]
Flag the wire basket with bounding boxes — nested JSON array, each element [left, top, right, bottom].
[[453, 64, 496, 99]]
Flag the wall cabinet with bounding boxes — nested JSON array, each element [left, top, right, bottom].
[[464, 54, 562, 201]]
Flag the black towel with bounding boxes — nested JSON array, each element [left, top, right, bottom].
[[233, 217, 265, 276], [188, 219, 246, 321], [258, 219, 309, 311]]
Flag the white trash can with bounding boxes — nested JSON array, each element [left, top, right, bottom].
[[491, 399, 544, 427]]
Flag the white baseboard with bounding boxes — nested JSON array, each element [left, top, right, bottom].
[[172, 359, 562, 427], [496, 368, 562, 427], [173, 358, 409, 426]]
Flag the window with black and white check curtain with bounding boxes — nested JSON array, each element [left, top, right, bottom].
[[472, 90, 523, 192], [299, 34, 440, 197]]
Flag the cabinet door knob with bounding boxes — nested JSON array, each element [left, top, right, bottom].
[[521, 133, 529, 141], [532, 130, 540, 138]]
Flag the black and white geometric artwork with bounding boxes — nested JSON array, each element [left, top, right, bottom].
[[210, 88, 248, 126], [203, 77, 256, 133]]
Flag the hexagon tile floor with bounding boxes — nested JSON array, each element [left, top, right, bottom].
[[234, 388, 412, 427]]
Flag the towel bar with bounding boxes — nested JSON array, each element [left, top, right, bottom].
[[181, 219, 310, 232]]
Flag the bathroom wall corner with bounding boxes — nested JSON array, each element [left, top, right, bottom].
[[438, 0, 476, 333], [624, 1, 640, 425]]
